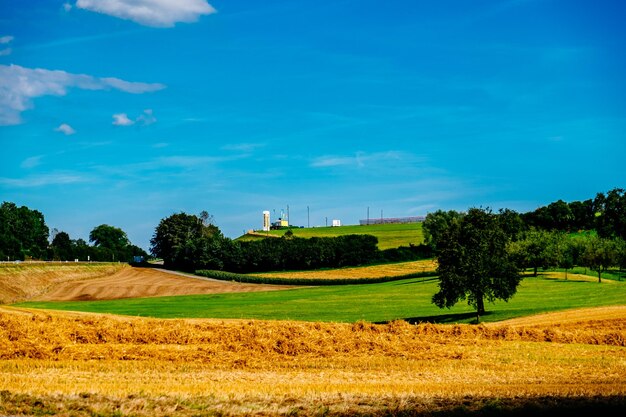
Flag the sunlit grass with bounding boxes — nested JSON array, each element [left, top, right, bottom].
[[240, 222, 425, 250], [14, 272, 626, 324]]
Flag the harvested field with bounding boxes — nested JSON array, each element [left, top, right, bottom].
[[249, 259, 437, 279], [0, 263, 294, 303], [0, 262, 126, 303], [487, 305, 626, 328], [35, 267, 294, 302], [0, 306, 625, 416]]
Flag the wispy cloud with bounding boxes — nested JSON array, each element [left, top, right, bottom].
[[136, 109, 156, 125], [113, 109, 156, 126], [0, 172, 92, 187], [0, 64, 165, 126], [112, 113, 134, 126], [0, 35, 13, 56], [75, 0, 217, 28], [311, 151, 415, 168], [55, 123, 76, 135], [20, 156, 43, 169], [221, 143, 265, 153]]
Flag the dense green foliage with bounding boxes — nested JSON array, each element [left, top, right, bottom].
[[0, 202, 49, 261], [521, 188, 626, 239], [151, 212, 432, 273], [422, 209, 464, 251], [432, 208, 521, 321], [86, 224, 147, 262], [0, 201, 146, 262], [150, 212, 221, 269], [15, 273, 626, 323]]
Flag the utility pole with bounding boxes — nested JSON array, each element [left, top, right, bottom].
[[325, 217, 328, 227], [307, 206, 310, 228], [367, 207, 370, 225], [287, 205, 290, 226], [381, 209, 383, 224]]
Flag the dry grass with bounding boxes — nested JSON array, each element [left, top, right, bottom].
[[0, 262, 126, 303], [0, 263, 293, 303], [1, 306, 625, 416], [249, 259, 438, 279]]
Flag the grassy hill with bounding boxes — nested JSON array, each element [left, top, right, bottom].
[[238, 222, 425, 250]]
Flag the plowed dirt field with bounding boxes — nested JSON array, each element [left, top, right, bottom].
[[0, 262, 293, 303], [33, 266, 294, 301]]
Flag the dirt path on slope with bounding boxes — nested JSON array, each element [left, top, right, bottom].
[[34, 266, 296, 301]]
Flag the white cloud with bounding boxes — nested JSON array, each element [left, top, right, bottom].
[[0, 64, 165, 126], [136, 108, 156, 125], [55, 123, 76, 135], [75, 0, 217, 28], [311, 151, 407, 168], [112, 113, 134, 126], [113, 109, 156, 126], [0, 35, 13, 56], [63, 3, 73, 12], [20, 156, 43, 169]]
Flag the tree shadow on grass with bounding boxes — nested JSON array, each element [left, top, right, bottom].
[[377, 311, 494, 325], [390, 277, 439, 285]]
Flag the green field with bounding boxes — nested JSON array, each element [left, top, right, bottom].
[[15, 273, 626, 324], [238, 222, 425, 250]]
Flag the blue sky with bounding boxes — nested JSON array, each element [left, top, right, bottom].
[[1, 0, 625, 251]]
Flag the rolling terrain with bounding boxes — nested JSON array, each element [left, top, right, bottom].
[[238, 222, 425, 250], [0, 263, 294, 303], [2, 262, 625, 416]]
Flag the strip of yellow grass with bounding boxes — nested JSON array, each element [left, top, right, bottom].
[[248, 259, 437, 279]]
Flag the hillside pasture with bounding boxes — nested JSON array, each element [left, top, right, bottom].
[[242, 222, 425, 249], [0, 306, 625, 416]]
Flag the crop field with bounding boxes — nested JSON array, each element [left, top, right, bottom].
[[249, 259, 437, 279], [0, 306, 625, 416], [0, 262, 127, 303], [0, 263, 293, 304], [2, 263, 626, 416], [241, 222, 425, 249]]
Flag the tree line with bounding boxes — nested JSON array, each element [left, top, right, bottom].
[[422, 188, 625, 321], [150, 212, 431, 273], [422, 188, 626, 282], [0, 201, 147, 262]]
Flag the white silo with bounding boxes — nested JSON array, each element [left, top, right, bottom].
[[262, 210, 270, 231]]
